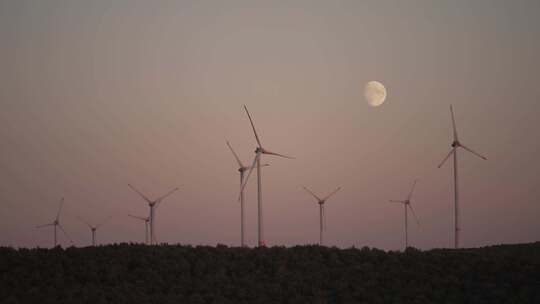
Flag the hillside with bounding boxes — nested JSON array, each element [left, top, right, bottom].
[[1, 243, 539, 303]]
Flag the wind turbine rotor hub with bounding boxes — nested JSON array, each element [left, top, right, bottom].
[[451, 141, 460, 147], [255, 147, 262, 153]]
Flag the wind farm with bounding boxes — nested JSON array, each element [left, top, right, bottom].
[[2, 1, 539, 302]]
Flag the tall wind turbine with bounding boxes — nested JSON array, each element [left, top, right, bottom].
[[128, 184, 179, 245], [388, 180, 420, 249], [36, 198, 72, 247], [239, 105, 294, 247], [77, 216, 112, 246], [128, 214, 150, 244], [302, 186, 342, 246], [227, 141, 268, 247], [438, 105, 487, 249]]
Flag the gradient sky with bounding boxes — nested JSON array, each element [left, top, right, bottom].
[[1, 0, 539, 250]]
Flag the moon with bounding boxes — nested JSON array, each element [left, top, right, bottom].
[[364, 81, 387, 107]]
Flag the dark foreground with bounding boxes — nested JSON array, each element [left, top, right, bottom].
[[1, 243, 539, 304]]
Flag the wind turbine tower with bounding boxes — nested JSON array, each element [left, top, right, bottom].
[[239, 105, 294, 247], [388, 180, 420, 249], [128, 214, 150, 244], [438, 105, 487, 249], [227, 141, 268, 247], [128, 185, 179, 245], [36, 197, 72, 247], [302, 186, 342, 246]]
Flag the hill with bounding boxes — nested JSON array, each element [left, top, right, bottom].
[[1, 243, 539, 303]]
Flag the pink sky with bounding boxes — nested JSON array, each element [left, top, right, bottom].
[[1, 0, 539, 250]]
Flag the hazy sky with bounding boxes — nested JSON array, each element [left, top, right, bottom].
[[1, 0, 539, 250]]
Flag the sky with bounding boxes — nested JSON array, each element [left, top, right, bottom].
[[1, 0, 539, 250]]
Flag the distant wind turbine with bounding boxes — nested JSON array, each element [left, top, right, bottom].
[[239, 105, 294, 247], [77, 216, 112, 246], [438, 105, 487, 249], [302, 186, 342, 246], [227, 141, 268, 247], [36, 197, 73, 247], [128, 214, 150, 244], [128, 184, 179, 245], [388, 180, 420, 249]]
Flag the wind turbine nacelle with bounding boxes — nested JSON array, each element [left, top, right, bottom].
[[451, 141, 460, 148]]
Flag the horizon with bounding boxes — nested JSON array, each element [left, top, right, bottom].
[[1, 0, 539, 251]]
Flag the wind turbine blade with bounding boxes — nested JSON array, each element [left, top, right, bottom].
[[323, 187, 342, 202], [437, 148, 455, 168], [302, 186, 322, 202], [128, 214, 147, 221], [226, 141, 245, 168], [243, 105, 262, 148], [407, 180, 417, 201], [156, 187, 180, 203], [408, 204, 420, 226], [460, 144, 487, 160], [58, 224, 73, 243], [450, 105, 458, 141], [77, 216, 93, 229], [261, 149, 295, 159], [96, 216, 113, 229], [248, 163, 269, 169], [388, 200, 405, 203], [56, 197, 64, 221], [238, 153, 259, 201], [128, 184, 153, 203], [36, 223, 54, 228]]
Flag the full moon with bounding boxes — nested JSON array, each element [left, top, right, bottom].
[[365, 81, 387, 107]]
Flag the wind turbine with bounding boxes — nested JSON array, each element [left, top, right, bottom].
[[239, 105, 294, 247], [128, 184, 179, 245], [227, 141, 268, 247], [302, 186, 342, 246], [36, 197, 72, 247], [128, 214, 150, 244], [77, 216, 112, 246], [438, 105, 487, 249], [388, 180, 420, 250]]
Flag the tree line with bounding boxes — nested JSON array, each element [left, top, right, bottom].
[[1, 242, 539, 303]]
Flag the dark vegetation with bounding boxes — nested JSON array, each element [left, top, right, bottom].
[[1, 242, 539, 303]]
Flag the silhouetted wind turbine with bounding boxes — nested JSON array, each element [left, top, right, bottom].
[[227, 141, 268, 247], [128, 214, 150, 244], [438, 105, 487, 249], [388, 180, 420, 249], [36, 197, 72, 247], [128, 184, 179, 245], [239, 105, 294, 247], [302, 186, 342, 246], [77, 216, 112, 246]]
